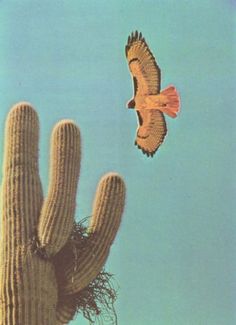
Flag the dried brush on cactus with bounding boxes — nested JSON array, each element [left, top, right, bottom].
[[0, 102, 126, 325], [55, 219, 118, 324]]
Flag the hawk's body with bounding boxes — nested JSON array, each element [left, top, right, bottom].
[[125, 31, 180, 157]]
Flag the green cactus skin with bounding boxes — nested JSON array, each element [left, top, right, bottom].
[[38, 120, 81, 257], [0, 103, 126, 325]]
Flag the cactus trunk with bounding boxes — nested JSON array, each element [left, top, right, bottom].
[[0, 104, 58, 324]]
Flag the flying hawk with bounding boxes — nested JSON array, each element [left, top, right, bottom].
[[125, 31, 180, 157]]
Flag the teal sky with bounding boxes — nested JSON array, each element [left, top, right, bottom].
[[0, 1, 235, 324]]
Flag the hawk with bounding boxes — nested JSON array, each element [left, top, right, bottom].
[[125, 31, 180, 157]]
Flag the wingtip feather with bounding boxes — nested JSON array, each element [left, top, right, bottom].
[[126, 30, 148, 57], [134, 140, 158, 158]]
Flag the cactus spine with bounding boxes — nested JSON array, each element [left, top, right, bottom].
[[0, 103, 126, 325]]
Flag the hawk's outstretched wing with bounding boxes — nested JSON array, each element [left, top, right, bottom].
[[135, 110, 167, 157], [125, 31, 161, 97]]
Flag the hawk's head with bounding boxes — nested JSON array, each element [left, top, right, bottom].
[[127, 99, 135, 109]]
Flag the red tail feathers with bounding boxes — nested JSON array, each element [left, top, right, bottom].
[[160, 86, 180, 118]]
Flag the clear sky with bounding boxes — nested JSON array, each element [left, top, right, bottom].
[[0, 1, 235, 324]]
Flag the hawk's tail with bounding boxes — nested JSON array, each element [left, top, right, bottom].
[[159, 86, 180, 118]]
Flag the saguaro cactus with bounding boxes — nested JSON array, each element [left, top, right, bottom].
[[0, 102, 126, 325]]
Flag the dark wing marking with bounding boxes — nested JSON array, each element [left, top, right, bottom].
[[125, 31, 161, 96], [136, 110, 143, 125], [135, 109, 167, 157], [133, 76, 138, 96]]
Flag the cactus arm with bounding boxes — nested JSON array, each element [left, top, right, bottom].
[[0, 102, 42, 268], [56, 296, 77, 325], [37, 120, 81, 257], [0, 103, 57, 324], [57, 172, 125, 296]]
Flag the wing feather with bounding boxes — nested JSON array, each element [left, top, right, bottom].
[[126, 31, 161, 96], [135, 110, 167, 156]]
